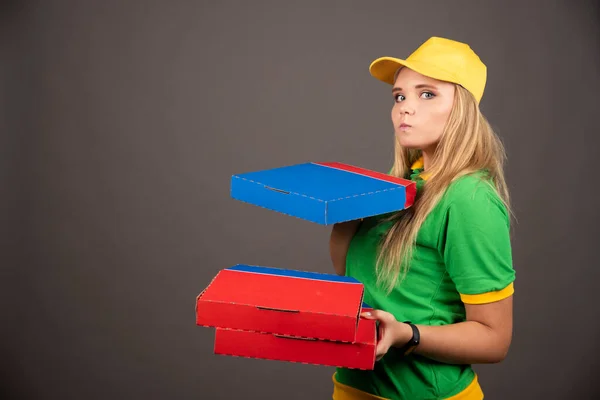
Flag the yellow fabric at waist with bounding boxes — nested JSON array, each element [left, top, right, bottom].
[[332, 373, 388, 400], [332, 372, 483, 400]]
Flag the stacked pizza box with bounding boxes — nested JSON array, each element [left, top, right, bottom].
[[195, 161, 416, 369]]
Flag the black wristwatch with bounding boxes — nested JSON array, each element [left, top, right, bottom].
[[398, 321, 420, 356]]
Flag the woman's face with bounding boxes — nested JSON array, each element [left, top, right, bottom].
[[391, 67, 455, 152]]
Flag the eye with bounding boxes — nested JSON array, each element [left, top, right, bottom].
[[421, 91, 435, 99], [394, 94, 405, 103]]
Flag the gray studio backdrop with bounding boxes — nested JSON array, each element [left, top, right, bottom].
[[2, 1, 599, 399]]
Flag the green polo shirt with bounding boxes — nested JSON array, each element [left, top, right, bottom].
[[335, 166, 515, 399]]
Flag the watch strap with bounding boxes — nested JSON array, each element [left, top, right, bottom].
[[399, 321, 420, 356]]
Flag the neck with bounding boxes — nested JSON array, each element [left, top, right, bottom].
[[420, 142, 439, 171], [421, 150, 432, 171]]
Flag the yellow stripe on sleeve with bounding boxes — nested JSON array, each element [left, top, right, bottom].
[[460, 282, 514, 305]]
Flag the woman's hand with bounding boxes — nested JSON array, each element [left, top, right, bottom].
[[361, 309, 413, 361]]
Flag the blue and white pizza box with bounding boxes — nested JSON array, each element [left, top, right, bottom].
[[230, 162, 416, 225]]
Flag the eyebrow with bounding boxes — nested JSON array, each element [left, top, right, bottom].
[[392, 84, 438, 92]]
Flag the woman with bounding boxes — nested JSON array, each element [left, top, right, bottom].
[[329, 37, 515, 399]]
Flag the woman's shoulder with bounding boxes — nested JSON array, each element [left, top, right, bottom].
[[442, 171, 506, 212]]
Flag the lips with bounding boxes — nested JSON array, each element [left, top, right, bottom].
[[400, 123, 412, 128]]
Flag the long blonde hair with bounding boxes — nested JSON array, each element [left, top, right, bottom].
[[376, 84, 511, 293]]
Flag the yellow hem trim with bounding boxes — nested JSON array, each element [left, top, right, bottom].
[[460, 282, 514, 305], [332, 373, 389, 400], [332, 373, 483, 400], [444, 374, 483, 399]]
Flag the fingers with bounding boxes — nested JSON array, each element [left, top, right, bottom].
[[360, 311, 375, 319], [360, 309, 393, 323], [359, 309, 396, 362], [361, 309, 384, 319], [376, 338, 391, 361]]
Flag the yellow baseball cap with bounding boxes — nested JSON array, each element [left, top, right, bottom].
[[369, 37, 487, 103]]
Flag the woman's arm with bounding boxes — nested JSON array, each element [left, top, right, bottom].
[[363, 295, 513, 364], [329, 220, 361, 276]]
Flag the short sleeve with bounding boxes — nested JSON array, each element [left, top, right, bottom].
[[442, 180, 516, 304]]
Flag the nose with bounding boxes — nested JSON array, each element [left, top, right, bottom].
[[398, 101, 415, 116]]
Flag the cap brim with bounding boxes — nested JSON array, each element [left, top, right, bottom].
[[369, 57, 458, 87], [369, 57, 411, 84]]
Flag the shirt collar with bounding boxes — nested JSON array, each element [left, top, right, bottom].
[[410, 156, 430, 181]]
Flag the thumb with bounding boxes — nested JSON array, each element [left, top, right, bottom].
[[360, 310, 375, 319], [361, 309, 383, 319]]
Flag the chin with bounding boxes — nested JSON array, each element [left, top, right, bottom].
[[396, 138, 422, 150], [396, 135, 436, 151]]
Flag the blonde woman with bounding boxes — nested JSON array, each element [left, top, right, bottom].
[[329, 37, 515, 400]]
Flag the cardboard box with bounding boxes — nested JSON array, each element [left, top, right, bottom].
[[230, 162, 416, 225], [213, 311, 377, 370], [196, 264, 365, 343]]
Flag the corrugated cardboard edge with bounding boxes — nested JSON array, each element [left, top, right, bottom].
[[195, 270, 222, 318], [404, 180, 417, 209], [213, 352, 375, 371], [354, 287, 365, 335]]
